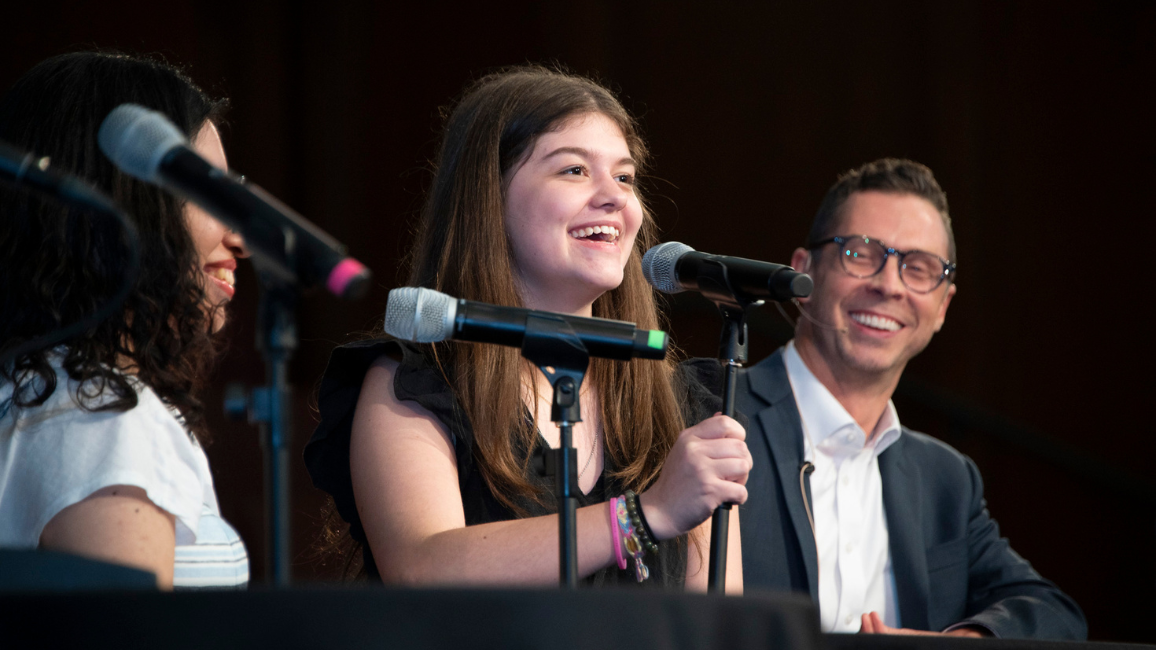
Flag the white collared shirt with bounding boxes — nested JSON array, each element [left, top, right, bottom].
[[784, 341, 903, 633]]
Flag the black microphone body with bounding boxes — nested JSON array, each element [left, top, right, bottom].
[[454, 300, 664, 361], [98, 104, 370, 299], [158, 146, 367, 297], [675, 251, 813, 305], [0, 142, 143, 372], [383, 287, 668, 361], [0, 141, 119, 214]]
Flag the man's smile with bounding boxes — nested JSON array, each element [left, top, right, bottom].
[[848, 310, 904, 333]]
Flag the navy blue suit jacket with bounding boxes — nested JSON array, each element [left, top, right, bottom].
[[735, 348, 1086, 640]]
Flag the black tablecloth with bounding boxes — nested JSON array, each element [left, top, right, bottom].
[[824, 633, 1152, 650], [0, 586, 820, 650]]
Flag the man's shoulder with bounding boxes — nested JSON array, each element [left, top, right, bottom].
[[738, 347, 791, 405], [889, 427, 979, 488], [895, 427, 964, 458]]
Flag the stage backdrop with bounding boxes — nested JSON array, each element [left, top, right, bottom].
[[3, 1, 1152, 642]]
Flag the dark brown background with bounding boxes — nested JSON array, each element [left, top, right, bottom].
[[4, 1, 1153, 642]]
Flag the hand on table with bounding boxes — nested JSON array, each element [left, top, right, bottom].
[[859, 612, 988, 638]]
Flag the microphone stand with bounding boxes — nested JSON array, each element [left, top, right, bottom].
[[521, 313, 590, 588], [690, 261, 763, 593], [708, 303, 752, 593], [224, 270, 297, 587]]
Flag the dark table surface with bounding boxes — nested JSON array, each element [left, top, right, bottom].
[[824, 633, 1153, 650]]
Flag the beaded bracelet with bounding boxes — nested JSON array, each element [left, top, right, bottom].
[[609, 497, 627, 570], [614, 495, 650, 582], [623, 490, 660, 555]]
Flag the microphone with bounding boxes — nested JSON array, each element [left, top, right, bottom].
[[97, 104, 371, 300], [790, 299, 848, 333], [384, 287, 668, 361], [0, 140, 120, 214], [642, 242, 813, 304], [0, 141, 142, 372]]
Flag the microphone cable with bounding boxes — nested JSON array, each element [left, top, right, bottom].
[[798, 460, 821, 588], [0, 146, 141, 372]]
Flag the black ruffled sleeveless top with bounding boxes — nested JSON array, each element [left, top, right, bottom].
[[303, 339, 726, 588]]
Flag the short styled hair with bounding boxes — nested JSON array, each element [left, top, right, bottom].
[[807, 158, 956, 263]]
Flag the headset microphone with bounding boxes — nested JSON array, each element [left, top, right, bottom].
[[794, 299, 849, 333], [774, 254, 848, 333]]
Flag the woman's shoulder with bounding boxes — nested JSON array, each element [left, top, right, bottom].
[[674, 358, 721, 423], [315, 338, 447, 398], [676, 357, 723, 393], [304, 338, 464, 542], [673, 358, 747, 428], [0, 352, 212, 548], [313, 338, 454, 426], [3, 351, 185, 434]]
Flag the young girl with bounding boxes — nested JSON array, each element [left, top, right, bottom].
[[306, 67, 750, 590]]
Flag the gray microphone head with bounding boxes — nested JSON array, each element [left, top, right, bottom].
[[384, 287, 458, 343], [642, 241, 694, 294], [98, 103, 187, 184]]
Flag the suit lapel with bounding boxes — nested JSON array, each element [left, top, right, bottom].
[[880, 435, 929, 631], [747, 350, 820, 603]]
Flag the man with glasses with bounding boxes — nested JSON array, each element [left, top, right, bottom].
[[736, 159, 1085, 639]]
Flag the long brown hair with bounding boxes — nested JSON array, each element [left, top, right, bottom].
[[409, 65, 685, 511]]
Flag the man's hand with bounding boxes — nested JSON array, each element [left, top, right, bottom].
[[859, 612, 988, 637]]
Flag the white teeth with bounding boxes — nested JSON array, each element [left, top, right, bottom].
[[208, 267, 235, 287], [567, 226, 620, 242], [851, 312, 900, 331]]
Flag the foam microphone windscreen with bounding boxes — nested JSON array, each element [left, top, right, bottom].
[[385, 287, 458, 343], [98, 104, 187, 183]]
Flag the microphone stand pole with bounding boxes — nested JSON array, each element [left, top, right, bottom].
[[707, 304, 750, 593], [224, 270, 296, 587], [687, 260, 763, 593], [666, 254, 811, 592], [521, 313, 590, 588], [254, 275, 295, 587]]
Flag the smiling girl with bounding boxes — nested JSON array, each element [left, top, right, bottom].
[[306, 67, 750, 590], [0, 52, 250, 589]]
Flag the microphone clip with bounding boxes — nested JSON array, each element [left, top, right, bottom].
[[693, 258, 767, 366], [519, 312, 589, 587], [520, 312, 589, 425], [694, 257, 767, 313]]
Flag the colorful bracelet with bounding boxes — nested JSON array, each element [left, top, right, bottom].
[[614, 494, 650, 582], [609, 497, 627, 570], [623, 490, 660, 555]]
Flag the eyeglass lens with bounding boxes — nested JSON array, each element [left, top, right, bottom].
[[840, 236, 945, 293]]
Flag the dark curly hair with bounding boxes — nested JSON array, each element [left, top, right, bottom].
[[0, 51, 230, 443]]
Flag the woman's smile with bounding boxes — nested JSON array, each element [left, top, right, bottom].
[[503, 112, 643, 315]]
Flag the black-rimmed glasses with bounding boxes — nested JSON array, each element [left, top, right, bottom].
[[810, 235, 956, 293]]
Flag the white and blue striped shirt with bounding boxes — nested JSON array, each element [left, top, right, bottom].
[[0, 353, 249, 589]]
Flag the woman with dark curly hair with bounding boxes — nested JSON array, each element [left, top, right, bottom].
[[0, 52, 250, 589], [305, 67, 751, 590]]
